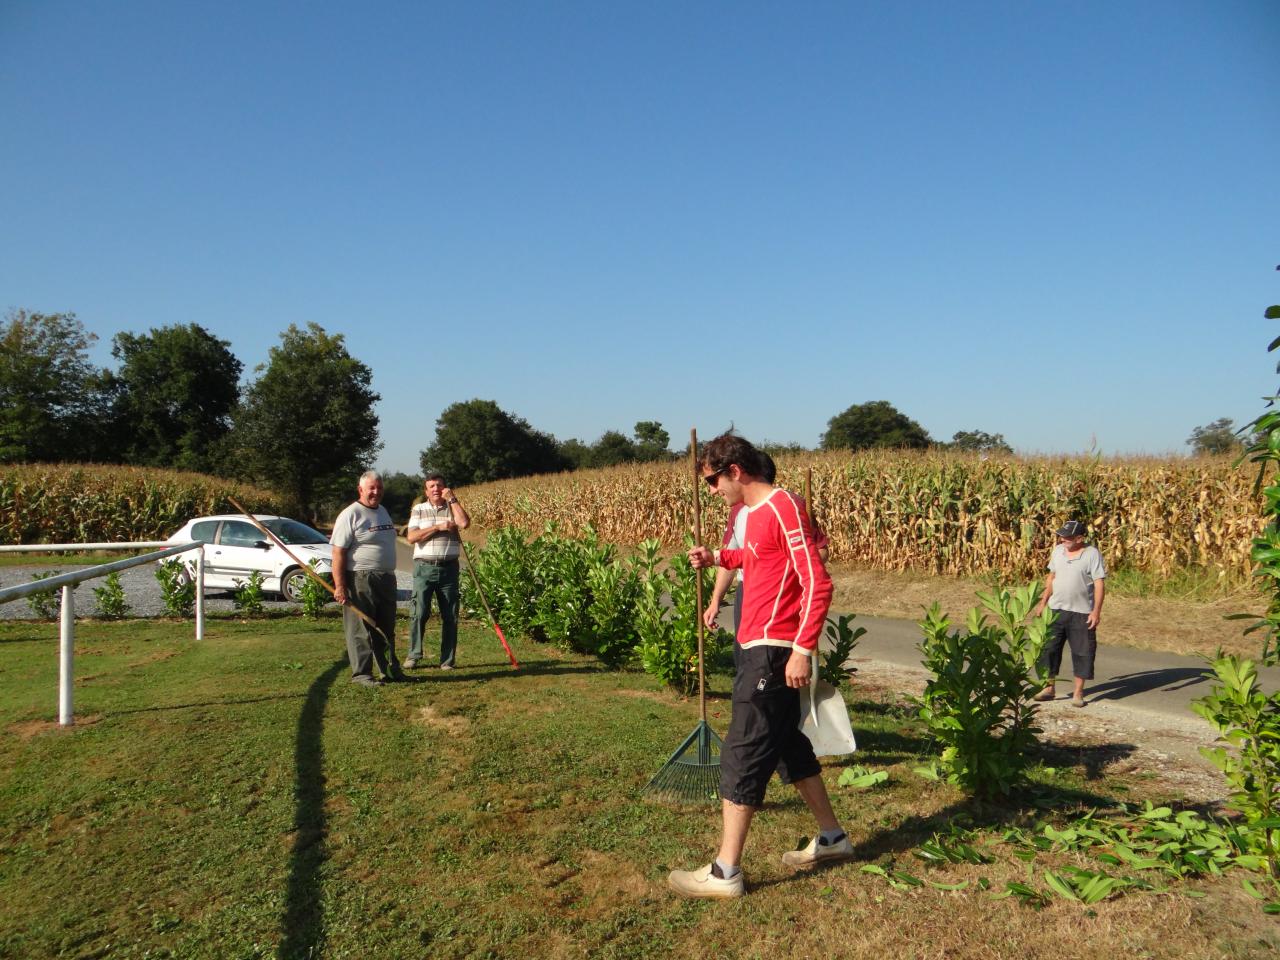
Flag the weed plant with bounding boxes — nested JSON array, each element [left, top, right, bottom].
[[915, 582, 1051, 800], [155, 559, 195, 618], [297, 560, 332, 618], [25, 571, 61, 619], [91, 571, 130, 619], [232, 569, 267, 615], [1188, 291, 1280, 910], [819, 613, 865, 686]]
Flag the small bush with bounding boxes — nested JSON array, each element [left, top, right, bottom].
[[914, 582, 1050, 800], [26, 571, 62, 619], [232, 569, 267, 616], [155, 559, 195, 618], [297, 560, 333, 618], [92, 571, 130, 619], [819, 613, 865, 687]]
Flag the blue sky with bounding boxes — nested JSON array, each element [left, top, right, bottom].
[[2, 1, 1277, 474]]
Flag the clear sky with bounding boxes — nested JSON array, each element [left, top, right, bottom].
[[2, 1, 1277, 474]]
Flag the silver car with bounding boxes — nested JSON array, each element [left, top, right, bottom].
[[167, 515, 332, 601]]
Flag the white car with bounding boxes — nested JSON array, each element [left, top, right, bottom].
[[167, 515, 333, 602]]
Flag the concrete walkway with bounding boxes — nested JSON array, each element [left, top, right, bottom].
[[846, 611, 1280, 721]]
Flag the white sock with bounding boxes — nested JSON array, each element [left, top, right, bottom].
[[713, 858, 741, 879], [819, 828, 847, 846]]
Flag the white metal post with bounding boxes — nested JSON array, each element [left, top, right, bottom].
[[59, 584, 75, 726], [195, 545, 205, 641]]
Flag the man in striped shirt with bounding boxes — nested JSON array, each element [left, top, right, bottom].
[[669, 433, 852, 899], [405, 474, 470, 670]]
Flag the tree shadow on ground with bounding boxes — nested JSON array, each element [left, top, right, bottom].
[[278, 658, 345, 960], [1034, 740, 1139, 782], [1086, 667, 1208, 702]]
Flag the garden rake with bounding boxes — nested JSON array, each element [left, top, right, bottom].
[[460, 539, 519, 668], [642, 427, 723, 804]]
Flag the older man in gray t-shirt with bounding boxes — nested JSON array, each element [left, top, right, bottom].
[[1032, 520, 1107, 707], [331, 471, 404, 686]]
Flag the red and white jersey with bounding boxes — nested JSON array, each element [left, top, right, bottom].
[[715, 488, 833, 652]]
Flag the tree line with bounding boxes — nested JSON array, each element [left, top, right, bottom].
[[1, 310, 377, 519]]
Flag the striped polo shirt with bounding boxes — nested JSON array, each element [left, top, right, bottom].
[[408, 499, 462, 561]]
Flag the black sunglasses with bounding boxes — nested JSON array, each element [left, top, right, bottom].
[[703, 467, 728, 488]]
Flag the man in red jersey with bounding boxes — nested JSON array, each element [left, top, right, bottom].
[[668, 433, 852, 900]]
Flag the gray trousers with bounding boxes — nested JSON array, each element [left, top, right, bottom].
[[343, 570, 399, 679]]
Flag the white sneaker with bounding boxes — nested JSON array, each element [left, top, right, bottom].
[[667, 863, 745, 899], [403, 658, 418, 669], [781, 833, 855, 869]]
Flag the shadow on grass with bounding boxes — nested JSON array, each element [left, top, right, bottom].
[[278, 658, 345, 960], [110, 693, 307, 715]]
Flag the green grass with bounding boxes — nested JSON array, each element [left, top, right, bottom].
[[0, 618, 1272, 959]]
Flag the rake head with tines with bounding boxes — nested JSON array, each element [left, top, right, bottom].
[[642, 719, 723, 805], [643, 428, 724, 805]]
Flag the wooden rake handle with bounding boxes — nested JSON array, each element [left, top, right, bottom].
[[691, 428, 707, 723]]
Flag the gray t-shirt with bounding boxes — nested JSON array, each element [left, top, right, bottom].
[[330, 502, 397, 572], [1047, 543, 1106, 614]]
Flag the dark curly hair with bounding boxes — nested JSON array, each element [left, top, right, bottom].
[[700, 432, 769, 479]]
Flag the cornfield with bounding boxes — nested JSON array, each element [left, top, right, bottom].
[[459, 450, 1264, 581], [0, 464, 287, 545]]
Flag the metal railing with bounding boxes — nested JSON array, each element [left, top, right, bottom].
[[0, 542, 206, 726]]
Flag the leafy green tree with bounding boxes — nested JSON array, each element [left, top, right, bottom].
[[107, 323, 242, 472], [557, 437, 592, 470], [0, 309, 109, 462], [380, 470, 424, 523], [820, 400, 931, 451], [590, 430, 640, 467], [948, 430, 1013, 454], [633, 420, 671, 461], [226, 323, 381, 518], [421, 399, 568, 486], [1187, 417, 1243, 456]]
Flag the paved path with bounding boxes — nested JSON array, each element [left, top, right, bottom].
[[844, 611, 1280, 721]]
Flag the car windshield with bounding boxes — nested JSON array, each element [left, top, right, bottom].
[[262, 518, 329, 545]]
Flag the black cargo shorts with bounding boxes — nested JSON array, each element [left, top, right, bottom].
[[719, 644, 822, 807]]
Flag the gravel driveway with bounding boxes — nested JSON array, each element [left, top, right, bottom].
[[0, 563, 414, 621]]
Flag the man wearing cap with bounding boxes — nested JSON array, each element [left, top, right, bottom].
[[1032, 520, 1107, 707], [404, 474, 470, 670]]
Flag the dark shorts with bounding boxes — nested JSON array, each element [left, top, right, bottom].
[[1040, 609, 1097, 680], [719, 644, 822, 807]]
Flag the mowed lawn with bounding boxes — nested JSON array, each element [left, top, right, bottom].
[[0, 616, 1275, 960]]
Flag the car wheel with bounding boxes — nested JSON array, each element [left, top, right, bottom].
[[281, 567, 309, 603], [175, 565, 194, 588]]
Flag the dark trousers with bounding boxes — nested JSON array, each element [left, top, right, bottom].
[[409, 560, 460, 666], [1039, 609, 1097, 680], [343, 570, 399, 678]]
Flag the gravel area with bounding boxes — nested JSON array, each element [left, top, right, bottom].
[[0, 564, 414, 620]]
